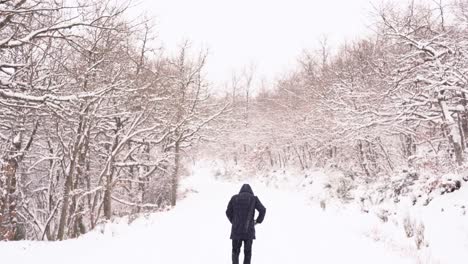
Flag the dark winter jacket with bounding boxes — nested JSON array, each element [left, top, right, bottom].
[[226, 184, 266, 240]]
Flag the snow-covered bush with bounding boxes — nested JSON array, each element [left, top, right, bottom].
[[391, 170, 420, 197], [375, 209, 390, 223], [317, 169, 356, 203], [403, 215, 427, 250], [403, 215, 414, 238], [320, 199, 326, 211], [335, 177, 354, 201], [414, 222, 426, 250], [438, 174, 462, 195]]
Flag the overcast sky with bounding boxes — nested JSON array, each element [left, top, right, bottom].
[[130, 0, 404, 87]]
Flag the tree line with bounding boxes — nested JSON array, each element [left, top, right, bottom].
[[0, 0, 226, 241], [3, 0, 468, 242], [210, 0, 468, 182]]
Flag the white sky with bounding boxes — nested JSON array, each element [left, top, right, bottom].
[[130, 0, 405, 88]]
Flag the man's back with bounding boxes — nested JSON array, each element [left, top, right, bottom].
[[226, 184, 266, 264], [226, 184, 266, 240]]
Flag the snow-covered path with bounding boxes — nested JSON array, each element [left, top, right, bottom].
[[0, 167, 415, 264]]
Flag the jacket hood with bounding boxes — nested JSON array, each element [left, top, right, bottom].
[[239, 184, 254, 195]]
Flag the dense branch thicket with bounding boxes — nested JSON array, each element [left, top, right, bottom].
[[4, 0, 468, 242], [210, 1, 468, 181], [0, 0, 226, 240]]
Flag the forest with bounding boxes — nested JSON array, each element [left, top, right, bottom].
[[1, 0, 468, 241]]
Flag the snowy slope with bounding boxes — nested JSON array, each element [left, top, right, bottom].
[[0, 164, 417, 264], [420, 186, 468, 263], [373, 182, 468, 264]]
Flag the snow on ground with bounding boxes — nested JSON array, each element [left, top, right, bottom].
[[420, 186, 468, 263], [374, 182, 468, 264], [0, 162, 441, 264]]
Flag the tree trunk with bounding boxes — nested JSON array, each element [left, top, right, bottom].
[[103, 179, 112, 220], [56, 160, 74, 240], [0, 158, 18, 241], [357, 140, 371, 178], [171, 141, 180, 207], [293, 146, 305, 170], [439, 97, 463, 165], [57, 112, 87, 240], [0, 130, 23, 241]]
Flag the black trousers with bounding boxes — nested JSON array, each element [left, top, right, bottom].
[[232, 239, 253, 264]]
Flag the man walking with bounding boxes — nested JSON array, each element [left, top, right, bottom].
[[226, 184, 266, 264]]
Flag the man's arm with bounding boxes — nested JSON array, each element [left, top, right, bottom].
[[226, 196, 234, 223], [255, 196, 266, 224]]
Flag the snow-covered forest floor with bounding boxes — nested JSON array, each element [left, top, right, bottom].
[[1, 161, 466, 264]]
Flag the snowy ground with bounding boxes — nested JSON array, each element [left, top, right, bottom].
[[0, 163, 460, 264]]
